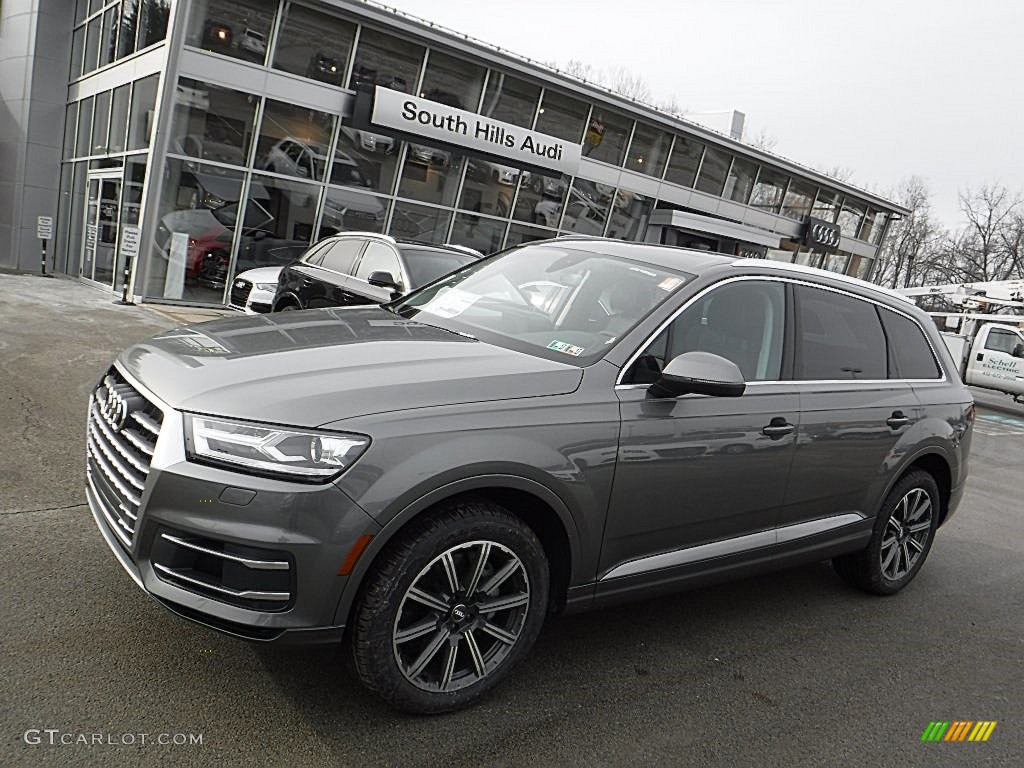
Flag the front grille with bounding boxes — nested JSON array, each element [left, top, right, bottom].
[[230, 279, 253, 308], [86, 369, 163, 550], [151, 530, 293, 611]]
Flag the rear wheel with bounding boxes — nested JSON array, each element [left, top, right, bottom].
[[351, 499, 549, 713], [833, 470, 940, 595]]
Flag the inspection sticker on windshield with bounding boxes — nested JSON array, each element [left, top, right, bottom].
[[658, 277, 683, 292], [424, 287, 479, 318], [548, 340, 585, 356]]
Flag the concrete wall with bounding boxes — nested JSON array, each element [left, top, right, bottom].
[[0, 0, 72, 271]]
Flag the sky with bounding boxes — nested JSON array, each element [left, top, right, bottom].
[[375, 0, 1023, 229]]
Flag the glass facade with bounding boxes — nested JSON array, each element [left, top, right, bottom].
[[56, 0, 900, 307]]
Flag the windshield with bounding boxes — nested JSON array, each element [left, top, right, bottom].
[[403, 247, 479, 289], [393, 244, 690, 365]]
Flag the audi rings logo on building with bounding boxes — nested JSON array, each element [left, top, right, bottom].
[[98, 387, 130, 432], [803, 217, 842, 252]]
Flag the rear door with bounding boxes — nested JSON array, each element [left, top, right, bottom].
[[780, 284, 921, 535], [301, 238, 367, 308]]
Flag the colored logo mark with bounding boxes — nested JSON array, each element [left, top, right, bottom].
[[921, 721, 997, 742]]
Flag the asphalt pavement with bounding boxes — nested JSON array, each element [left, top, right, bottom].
[[2, 274, 1021, 767]]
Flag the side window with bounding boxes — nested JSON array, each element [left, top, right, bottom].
[[878, 307, 941, 379], [795, 285, 885, 380], [320, 239, 365, 275], [622, 280, 785, 384], [985, 328, 1023, 355], [284, 142, 303, 162], [301, 240, 332, 265], [354, 242, 403, 286]]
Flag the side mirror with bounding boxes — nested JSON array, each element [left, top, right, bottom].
[[647, 351, 746, 399], [368, 270, 400, 291]]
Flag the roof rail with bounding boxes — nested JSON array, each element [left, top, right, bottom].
[[731, 258, 914, 304]]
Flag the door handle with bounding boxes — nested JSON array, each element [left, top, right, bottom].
[[762, 417, 795, 438], [886, 411, 913, 429]]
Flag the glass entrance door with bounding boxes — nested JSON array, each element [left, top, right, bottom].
[[80, 173, 122, 287]]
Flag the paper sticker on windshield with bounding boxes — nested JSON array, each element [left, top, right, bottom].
[[657, 277, 683, 292], [424, 288, 479, 318], [548, 340, 584, 356]]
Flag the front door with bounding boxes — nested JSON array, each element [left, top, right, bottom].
[[80, 173, 122, 288]]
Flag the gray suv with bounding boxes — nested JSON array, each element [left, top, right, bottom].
[[86, 239, 974, 713]]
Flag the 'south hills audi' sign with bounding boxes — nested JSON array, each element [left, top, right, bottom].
[[803, 216, 842, 252], [368, 86, 582, 176]]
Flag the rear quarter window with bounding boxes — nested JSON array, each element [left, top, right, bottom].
[[795, 285, 886, 380], [878, 307, 942, 379]]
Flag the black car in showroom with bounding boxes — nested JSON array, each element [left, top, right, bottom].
[[272, 233, 482, 311]]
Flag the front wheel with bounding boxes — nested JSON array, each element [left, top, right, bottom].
[[351, 499, 549, 713], [833, 470, 940, 595]]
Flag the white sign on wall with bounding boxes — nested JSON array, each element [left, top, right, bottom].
[[36, 216, 53, 240], [120, 226, 142, 258], [370, 86, 582, 176]]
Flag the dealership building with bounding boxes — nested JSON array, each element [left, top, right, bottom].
[[1, 0, 909, 306]]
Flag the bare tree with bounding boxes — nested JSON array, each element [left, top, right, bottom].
[[948, 184, 1023, 282], [606, 66, 652, 103], [562, 59, 596, 83], [872, 176, 945, 288], [747, 127, 778, 152]]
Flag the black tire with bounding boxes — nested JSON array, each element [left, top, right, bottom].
[[833, 470, 940, 595], [351, 499, 549, 713], [277, 303, 298, 311]]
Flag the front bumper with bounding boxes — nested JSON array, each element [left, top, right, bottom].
[[86, 366, 380, 644]]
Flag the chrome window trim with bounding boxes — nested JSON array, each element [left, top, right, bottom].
[[600, 513, 865, 581], [614, 274, 948, 388]]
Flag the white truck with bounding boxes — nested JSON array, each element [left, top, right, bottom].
[[900, 280, 1024, 404]]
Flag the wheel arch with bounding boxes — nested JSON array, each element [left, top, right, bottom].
[[333, 475, 579, 630], [272, 292, 301, 311], [887, 450, 953, 526]]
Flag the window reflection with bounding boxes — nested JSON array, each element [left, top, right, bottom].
[[606, 191, 653, 240], [480, 72, 540, 128], [625, 123, 670, 177], [350, 27, 424, 93], [749, 168, 789, 213], [76, 96, 94, 158], [460, 157, 518, 220], [318, 188, 389, 239], [725, 157, 757, 204], [506, 223, 555, 248], [449, 212, 506, 255], [273, 3, 355, 86], [109, 84, 129, 153], [695, 147, 730, 196], [335, 122, 398, 193], [92, 90, 110, 155], [100, 6, 116, 68], [419, 50, 485, 110], [396, 145, 463, 207], [255, 100, 336, 182], [812, 189, 841, 222], [148, 158, 244, 303], [236, 173, 318, 275], [117, 0, 139, 59], [664, 136, 704, 188], [127, 74, 158, 150], [837, 199, 865, 238], [534, 90, 588, 143], [559, 179, 610, 236], [583, 109, 631, 166], [390, 200, 452, 244], [186, 0, 275, 63], [514, 172, 568, 227], [859, 209, 888, 245], [847, 254, 873, 279], [781, 180, 816, 220], [170, 78, 257, 167]]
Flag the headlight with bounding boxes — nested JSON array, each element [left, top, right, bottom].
[[185, 415, 369, 481], [254, 282, 277, 291]]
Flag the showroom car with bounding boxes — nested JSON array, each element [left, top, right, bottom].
[[273, 233, 482, 310], [85, 238, 973, 714]]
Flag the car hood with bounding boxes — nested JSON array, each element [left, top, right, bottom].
[[235, 266, 283, 284], [117, 307, 583, 427]]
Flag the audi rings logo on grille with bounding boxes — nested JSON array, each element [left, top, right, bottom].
[[99, 388, 130, 432], [235, 280, 246, 288], [803, 216, 842, 252]]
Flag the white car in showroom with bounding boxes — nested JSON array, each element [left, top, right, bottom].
[[229, 266, 283, 314]]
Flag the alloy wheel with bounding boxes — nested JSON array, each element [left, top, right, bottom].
[[880, 488, 933, 581], [392, 540, 531, 692]]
